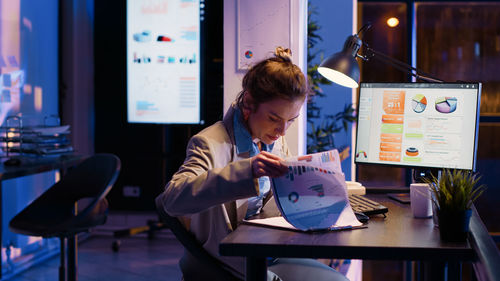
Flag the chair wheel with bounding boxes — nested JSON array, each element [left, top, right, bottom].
[[111, 240, 121, 252]]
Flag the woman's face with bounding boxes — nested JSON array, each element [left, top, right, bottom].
[[246, 97, 305, 145]]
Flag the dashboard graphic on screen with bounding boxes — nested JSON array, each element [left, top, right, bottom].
[[355, 83, 481, 171], [127, 0, 202, 124]]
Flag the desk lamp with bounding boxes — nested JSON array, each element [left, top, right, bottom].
[[317, 24, 443, 88], [317, 24, 447, 196]]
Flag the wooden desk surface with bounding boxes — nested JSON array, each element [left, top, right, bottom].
[[220, 194, 475, 262]]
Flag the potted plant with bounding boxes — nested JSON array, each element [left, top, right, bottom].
[[425, 169, 486, 242]]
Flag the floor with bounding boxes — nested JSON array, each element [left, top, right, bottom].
[[5, 210, 486, 281], [6, 212, 184, 281], [7, 234, 184, 281]]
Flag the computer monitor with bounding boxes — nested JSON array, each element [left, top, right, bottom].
[[355, 82, 481, 172]]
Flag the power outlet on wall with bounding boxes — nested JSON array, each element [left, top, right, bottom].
[[123, 185, 141, 197]]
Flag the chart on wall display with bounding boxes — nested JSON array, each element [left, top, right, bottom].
[[127, 0, 202, 124], [355, 83, 481, 171]]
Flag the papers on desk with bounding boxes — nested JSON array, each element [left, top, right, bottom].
[[28, 125, 70, 136], [243, 216, 366, 232], [0, 122, 73, 156], [266, 149, 362, 231]]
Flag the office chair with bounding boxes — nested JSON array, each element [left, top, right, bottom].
[[111, 218, 168, 252], [9, 153, 121, 281], [155, 203, 243, 281]]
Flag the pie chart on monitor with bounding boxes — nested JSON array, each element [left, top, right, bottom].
[[435, 97, 457, 113], [411, 94, 427, 113]]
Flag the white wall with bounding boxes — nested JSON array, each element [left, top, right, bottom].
[[223, 0, 308, 156]]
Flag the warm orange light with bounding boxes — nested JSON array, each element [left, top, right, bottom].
[[387, 17, 399, 28], [34, 86, 42, 112]]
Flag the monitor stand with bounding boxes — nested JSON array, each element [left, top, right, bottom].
[[412, 168, 440, 183], [387, 193, 411, 204]]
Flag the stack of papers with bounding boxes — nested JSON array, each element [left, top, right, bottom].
[[346, 181, 366, 195]]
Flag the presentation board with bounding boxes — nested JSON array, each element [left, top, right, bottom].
[[127, 0, 203, 124]]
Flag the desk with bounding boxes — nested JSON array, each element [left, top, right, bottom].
[[0, 154, 85, 279], [219, 194, 496, 281]]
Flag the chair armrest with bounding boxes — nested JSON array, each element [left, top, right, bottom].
[[155, 205, 242, 281]]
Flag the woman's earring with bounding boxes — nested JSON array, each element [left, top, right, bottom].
[[243, 109, 250, 121], [242, 92, 252, 121]]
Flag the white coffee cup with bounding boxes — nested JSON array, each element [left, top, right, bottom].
[[410, 183, 433, 218]]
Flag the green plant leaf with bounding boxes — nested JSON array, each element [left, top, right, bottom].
[[425, 168, 487, 212]]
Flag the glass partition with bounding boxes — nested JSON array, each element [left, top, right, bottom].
[[357, 2, 408, 187]]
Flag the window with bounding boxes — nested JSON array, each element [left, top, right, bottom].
[[357, 2, 409, 187], [357, 1, 500, 232]]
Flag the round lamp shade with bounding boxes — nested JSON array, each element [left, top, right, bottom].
[[318, 52, 360, 88]]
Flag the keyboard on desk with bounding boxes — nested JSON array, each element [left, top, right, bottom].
[[349, 194, 388, 216]]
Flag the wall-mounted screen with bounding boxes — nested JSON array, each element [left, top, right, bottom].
[[355, 82, 481, 171], [127, 0, 203, 124]]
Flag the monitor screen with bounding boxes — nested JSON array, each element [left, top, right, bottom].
[[355, 82, 481, 171], [126, 0, 203, 124]]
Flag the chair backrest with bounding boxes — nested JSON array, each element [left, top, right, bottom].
[[53, 153, 121, 201], [156, 204, 242, 281], [41, 153, 121, 222], [9, 153, 121, 237], [68, 153, 121, 225]]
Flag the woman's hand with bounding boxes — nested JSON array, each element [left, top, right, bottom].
[[251, 151, 289, 178]]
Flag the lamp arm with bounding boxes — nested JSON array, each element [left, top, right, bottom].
[[362, 46, 444, 83]]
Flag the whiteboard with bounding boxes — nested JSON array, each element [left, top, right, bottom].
[[237, 0, 291, 70]]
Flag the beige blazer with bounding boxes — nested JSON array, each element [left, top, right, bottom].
[[155, 104, 290, 278]]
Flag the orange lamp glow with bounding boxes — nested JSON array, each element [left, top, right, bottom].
[[387, 17, 399, 28]]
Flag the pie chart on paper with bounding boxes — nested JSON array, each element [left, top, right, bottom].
[[435, 97, 458, 113], [411, 94, 427, 113]]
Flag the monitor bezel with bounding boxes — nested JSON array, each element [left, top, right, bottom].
[[354, 82, 482, 172]]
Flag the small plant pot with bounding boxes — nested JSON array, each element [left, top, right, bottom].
[[437, 209, 472, 242], [432, 202, 439, 227]]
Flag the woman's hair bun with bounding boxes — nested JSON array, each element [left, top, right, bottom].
[[274, 46, 292, 62], [236, 45, 307, 110]]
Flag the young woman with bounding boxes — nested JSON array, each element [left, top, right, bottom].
[[156, 47, 347, 281]]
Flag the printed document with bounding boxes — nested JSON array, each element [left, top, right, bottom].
[[248, 149, 362, 231]]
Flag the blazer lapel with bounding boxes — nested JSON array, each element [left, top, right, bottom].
[[222, 104, 250, 228], [224, 201, 237, 231]]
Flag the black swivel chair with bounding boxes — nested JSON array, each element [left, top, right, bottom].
[[9, 153, 121, 281], [155, 202, 243, 281]]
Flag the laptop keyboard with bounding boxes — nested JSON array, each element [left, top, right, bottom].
[[349, 194, 388, 216]]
